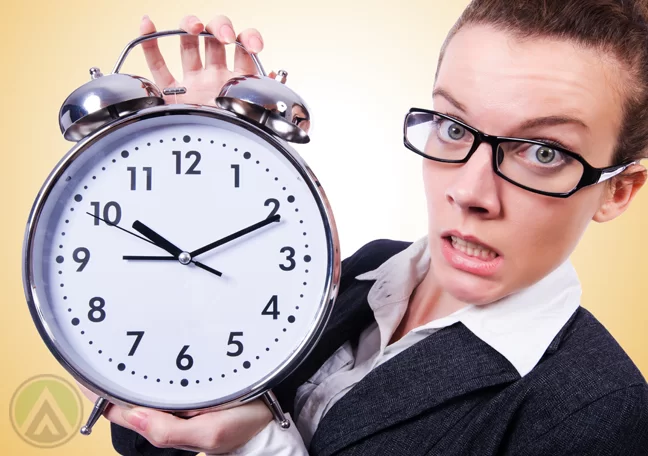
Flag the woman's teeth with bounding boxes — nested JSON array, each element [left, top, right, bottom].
[[450, 236, 498, 260]]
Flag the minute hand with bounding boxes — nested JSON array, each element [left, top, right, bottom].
[[191, 214, 281, 258]]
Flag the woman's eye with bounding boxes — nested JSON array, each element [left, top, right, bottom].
[[535, 146, 557, 163], [521, 144, 564, 166], [438, 120, 468, 141]]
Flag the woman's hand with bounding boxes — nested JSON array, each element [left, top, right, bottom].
[[140, 14, 270, 106], [75, 14, 277, 454], [77, 381, 272, 454], [75, 14, 278, 453]]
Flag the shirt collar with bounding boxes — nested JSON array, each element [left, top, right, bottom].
[[355, 236, 582, 377]]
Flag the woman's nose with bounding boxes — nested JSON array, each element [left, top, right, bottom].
[[444, 143, 502, 217]]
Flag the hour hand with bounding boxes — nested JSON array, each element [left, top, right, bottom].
[[128, 221, 223, 277], [132, 220, 183, 257]]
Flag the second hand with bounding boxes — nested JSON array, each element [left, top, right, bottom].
[[85, 212, 223, 277]]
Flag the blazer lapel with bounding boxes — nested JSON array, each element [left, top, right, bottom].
[[310, 322, 521, 456], [274, 281, 376, 416]]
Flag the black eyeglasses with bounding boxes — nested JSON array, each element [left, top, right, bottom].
[[403, 108, 637, 198]]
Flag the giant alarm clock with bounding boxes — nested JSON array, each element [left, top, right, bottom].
[[22, 30, 340, 435]]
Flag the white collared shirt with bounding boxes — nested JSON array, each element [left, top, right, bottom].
[[226, 237, 582, 455]]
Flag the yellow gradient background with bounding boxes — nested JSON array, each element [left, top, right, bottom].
[[1, 0, 646, 453]]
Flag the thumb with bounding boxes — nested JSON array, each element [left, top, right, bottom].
[[121, 407, 192, 448], [119, 405, 209, 451]]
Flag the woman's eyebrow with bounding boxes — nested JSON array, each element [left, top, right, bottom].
[[517, 115, 589, 131], [433, 88, 589, 131], [433, 88, 468, 113]]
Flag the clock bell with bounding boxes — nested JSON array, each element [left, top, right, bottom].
[[55, 29, 306, 436], [58, 29, 311, 144]]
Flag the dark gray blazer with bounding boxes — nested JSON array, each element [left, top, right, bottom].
[[111, 240, 648, 455]]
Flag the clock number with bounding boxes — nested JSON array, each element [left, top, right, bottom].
[[72, 247, 90, 271], [91, 201, 122, 226], [172, 150, 201, 175], [88, 297, 106, 323], [126, 331, 145, 356], [185, 151, 201, 174], [231, 164, 240, 188], [227, 332, 244, 357], [280, 247, 296, 271], [127, 166, 152, 191], [176, 345, 194, 371], [265, 198, 280, 219], [262, 295, 280, 320]]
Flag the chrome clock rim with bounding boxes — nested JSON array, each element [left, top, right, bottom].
[[22, 104, 341, 412]]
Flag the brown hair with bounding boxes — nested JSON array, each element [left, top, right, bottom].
[[437, 0, 648, 165]]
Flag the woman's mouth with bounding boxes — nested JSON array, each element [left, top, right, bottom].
[[449, 235, 499, 260], [440, 234, 503, 277]]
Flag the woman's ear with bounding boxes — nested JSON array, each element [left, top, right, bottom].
[[593, 163, 647, 223]]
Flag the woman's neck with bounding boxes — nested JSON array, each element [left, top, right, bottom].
[[389, 268, 468, 345]]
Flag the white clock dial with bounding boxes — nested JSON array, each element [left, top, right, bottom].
[[26, 110, 336, 409]]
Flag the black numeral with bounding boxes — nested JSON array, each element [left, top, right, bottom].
[[172, 150, 201, 175], [91, 201, 122, 226], [262, 295, 280, 320], [231, 164, 240, 187], [265, 198, 280, 219], [88, 297, 106, 322], [128, 167, 152, 190], [72, 247, 90, 271], [176, 345, 194, 370], [227, 332, 244, 357], [127, 331, 145, 356], [280, 247, 296, 271]]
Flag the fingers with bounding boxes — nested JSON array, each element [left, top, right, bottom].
[[204, 15, 236, 70], [76, 382, 99, 403], [140, 15, 175, 89], [235, 28, 264, 75], [75, 382, 128, 427], [179, 15, 205, 74], [118, 400, 272, 452]]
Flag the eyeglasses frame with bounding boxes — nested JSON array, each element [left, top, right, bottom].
[[403, 107, 638, 198]]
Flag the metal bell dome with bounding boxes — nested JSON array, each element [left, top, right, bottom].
[[59, 68, 164, 141], [216, 70, 311, 144]]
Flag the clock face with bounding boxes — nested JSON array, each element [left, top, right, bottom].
[[25, 108, 336, 409]]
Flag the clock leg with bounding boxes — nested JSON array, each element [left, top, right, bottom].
[[261, 390, 290, 429], [80, 397, 110, 435]]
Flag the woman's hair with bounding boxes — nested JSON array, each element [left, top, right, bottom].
[[438, 0, 648, 165]]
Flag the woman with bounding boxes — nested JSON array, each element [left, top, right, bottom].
[[84, 0, 648, 454]]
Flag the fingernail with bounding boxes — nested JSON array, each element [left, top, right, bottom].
[[122, 409, 148, 432], [221, 25, 236, 44], [142, 15, 149, 22], [249, 36, 263, 53]]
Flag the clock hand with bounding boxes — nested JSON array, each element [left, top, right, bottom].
[[121, 255, 223, 277], [124, 214, 282, 260], [192, 262, 223, 277], [86, 212, 155, 245], [85, 212, 222, 277], [132, 220, 183, 257], [190, 214, 281, 258], [122, 255, 175, 260], [130, 220, 223, 277]]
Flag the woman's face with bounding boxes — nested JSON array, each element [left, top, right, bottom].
[[425, 24, 628, 305]]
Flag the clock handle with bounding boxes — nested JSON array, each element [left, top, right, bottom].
[[261, 390, 291, 429], [80, 396, 110, 435], [110, 29, 267, 77]]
